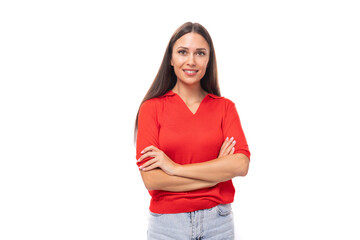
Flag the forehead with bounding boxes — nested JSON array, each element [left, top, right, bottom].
[[173, 32, 209, 50]]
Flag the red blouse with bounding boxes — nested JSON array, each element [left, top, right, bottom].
[[136, 90, 250, 213]]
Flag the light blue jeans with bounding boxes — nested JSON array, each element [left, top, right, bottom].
[[147, 204, 234, 240]]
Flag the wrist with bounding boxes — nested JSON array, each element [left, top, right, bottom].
[[172, 163, 183, 176]]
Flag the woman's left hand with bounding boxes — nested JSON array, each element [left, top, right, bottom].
[[137, 145, 179, 176]]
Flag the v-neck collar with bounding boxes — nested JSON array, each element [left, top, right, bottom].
[[163, 90, 223, 116], [163, 89, 223, 99]]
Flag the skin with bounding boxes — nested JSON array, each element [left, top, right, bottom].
[[139, 138, 238, 192], [170, 32, 210, 112], [138, 32, 250, 191]]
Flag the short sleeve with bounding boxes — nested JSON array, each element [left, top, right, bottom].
[[222, 100, 251, 160], [136, 100, 160, 167]]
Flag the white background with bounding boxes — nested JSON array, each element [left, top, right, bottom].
[[1, 0, 359, 239]]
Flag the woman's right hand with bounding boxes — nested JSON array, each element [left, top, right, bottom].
[[218, 137, 236, 158]]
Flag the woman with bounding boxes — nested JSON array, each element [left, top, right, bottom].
[[134, 22, 250, 240]]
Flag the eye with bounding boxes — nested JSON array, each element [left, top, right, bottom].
[[196, 51, 206, 56], [178, 50, 187, 55]]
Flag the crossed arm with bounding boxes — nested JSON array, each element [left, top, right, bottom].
[[137, 138, 250, 192], [139, 169, 218, 192]]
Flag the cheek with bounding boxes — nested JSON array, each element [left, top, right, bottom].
[[172, 62, 183, 76], [173, 57, 186, 67], [200, 59, 210, 70]]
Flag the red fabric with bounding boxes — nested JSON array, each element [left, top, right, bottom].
[[136, 90, 250, 213]]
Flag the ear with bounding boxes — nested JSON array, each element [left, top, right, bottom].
[[170, 59, 173, 66]]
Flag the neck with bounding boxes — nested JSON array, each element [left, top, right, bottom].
[[172, 81, 207, 103]]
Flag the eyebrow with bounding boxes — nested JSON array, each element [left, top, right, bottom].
[[177, 46, 208, 51]]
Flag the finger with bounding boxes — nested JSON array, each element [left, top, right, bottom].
[[220, 137, 229, 150], [218, 137, 235, 157], [224, 136, 234, 148], [230, 147, 235, 154], [226, 139, 236, 151], [218, 148, 224, 157], [137, 151, 157, 163], [140, 145, 159, 155], [223, 139, 236, 155], [226, 136, 234, 142], [139, 158, 158, 169], [141, 162, 159, 172], [219, 137, 231, 155]]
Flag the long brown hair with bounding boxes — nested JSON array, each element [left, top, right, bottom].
[[133, 22, 221, 144]]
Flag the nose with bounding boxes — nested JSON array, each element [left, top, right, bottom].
[[186, 53, 196, 66]]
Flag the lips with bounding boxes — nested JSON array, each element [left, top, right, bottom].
[[183, 69, 198, 76]]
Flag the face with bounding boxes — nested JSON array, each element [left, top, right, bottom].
[[170, 32, 210, 86]]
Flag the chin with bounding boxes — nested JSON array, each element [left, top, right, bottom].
[[178, 78, 201, 86]]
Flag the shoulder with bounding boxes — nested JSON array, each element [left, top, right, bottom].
[[140, 94, 171, 112], [139, 98, 159, 115], [208, 93, 235, 108], [139, 90, 175, 113]]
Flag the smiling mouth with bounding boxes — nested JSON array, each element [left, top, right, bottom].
[[183, 69, 198, 74]]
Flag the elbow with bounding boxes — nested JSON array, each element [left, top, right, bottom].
[[145, 184, 155, 191], [234, 155, 250, 177], [140, 170, 164, 191], [237, 167, 248, 177], [140, 171, 157, 191], [143, 180, 155, 191], [144, 181, 161, 191]]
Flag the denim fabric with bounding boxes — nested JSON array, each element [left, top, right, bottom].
[[147, 204, 234, 240]]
